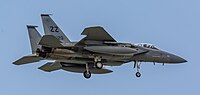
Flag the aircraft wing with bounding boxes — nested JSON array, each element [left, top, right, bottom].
[[13, 54, 42, 65], [39, 35, 64, 47], [76, 26, 116, 46], [81, 26, 116, 41]]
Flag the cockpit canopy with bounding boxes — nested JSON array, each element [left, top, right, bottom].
[[135, 43, 159, 50]]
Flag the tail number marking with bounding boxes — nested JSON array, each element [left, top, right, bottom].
[[50, 26, 59, 32]]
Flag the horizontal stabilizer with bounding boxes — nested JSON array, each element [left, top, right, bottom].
[[13, 54, 42, 65], [38, 61, 62, 72], [39, 35, 63, 47]]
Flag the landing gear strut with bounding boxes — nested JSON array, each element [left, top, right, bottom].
[[94, 56, 103, 69], [83, 63, 91, 79], [134, 61, 142, 78]]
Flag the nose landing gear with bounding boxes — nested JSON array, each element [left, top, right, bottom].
[[134, 61, 142, 78], [136, 72, 141, 77]]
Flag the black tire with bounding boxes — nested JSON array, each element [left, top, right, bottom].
[[83, 71, 91, 79], [136, 72, 141, 77], [95, 62, 103, 69]]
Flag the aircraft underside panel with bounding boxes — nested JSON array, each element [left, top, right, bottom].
[[62, 66, 113, 74]]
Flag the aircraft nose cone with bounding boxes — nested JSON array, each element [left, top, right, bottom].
[[170, 54, 187, 63]]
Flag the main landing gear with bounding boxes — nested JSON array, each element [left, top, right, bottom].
[[83, 56, 103, 79], [94, 56, 103, 69], [83, 71, 91, 79], [83, 63, 91, 79], [134, 61, 142, 78]]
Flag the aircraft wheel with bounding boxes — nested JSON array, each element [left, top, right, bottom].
[[136, 72, 141, 77], [95, 62, 103, 69], [83, 71, 91, 79]]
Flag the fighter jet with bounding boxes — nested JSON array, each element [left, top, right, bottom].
[[13, 14, 187, 79]]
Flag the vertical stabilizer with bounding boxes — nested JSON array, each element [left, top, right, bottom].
[[41, 14, 71, 43], [27, 25, 41, 54]]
